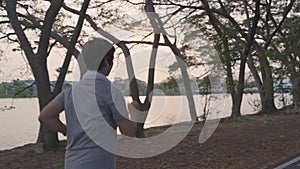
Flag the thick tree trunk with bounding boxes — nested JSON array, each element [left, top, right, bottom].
[[260, 57, 277, 114], [261, 89, 277, 114], [248, 59, 277, 114], [292, 76, 300, 110], [231, 97, 242, 119], [250, 41, 277, 114], [247, 56, 274, 114], [36, 119, 59, 149], [34, 59, 59, 148], [225, 64, 243, 119], [230, 72, 246, 118], [36, 93, 58, 148], [247, 55, 264, 111], [225, 55, 242, 119]]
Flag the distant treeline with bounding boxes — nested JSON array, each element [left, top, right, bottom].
[[0, 80, 71, 98], [1, 77, 280, 98]]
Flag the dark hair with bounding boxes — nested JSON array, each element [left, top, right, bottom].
[[81, 38, 115, 71]]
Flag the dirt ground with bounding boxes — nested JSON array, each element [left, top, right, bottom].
[[1, 113, 300, 169]]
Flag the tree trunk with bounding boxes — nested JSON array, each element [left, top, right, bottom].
[[228, 79, 242, 119], [36, 94, 58, 148], [247, 55, 264, 111], [231, 97, 242, 119], [250, 50, 276, 113], [292, 76, 300, 110], [34, 58, 59, 148], [250, 41, 277, 114], [133, 33, 160, 138], [135, 123, 146, 138], [260, 57, 277, 114], [247, 55, 275, 114], [231, 65, 246, 118], [225, 52, 242, 119]]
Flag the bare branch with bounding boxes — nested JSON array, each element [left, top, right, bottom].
[[89, 0, 115, 9], [121, 40, 168, 46], [0, 32, 18, 42], [37, 0, 63, 59], [47, 40, 58, 57], [163, 8, 197, 30], [13, 81, 36, 98], [54, 0, 90, 95], [242, 0, 251, 30], [201, 0, 223, 36], [5, 0, 35, 63], [264, 0, 295, 49], [128, 32, 153, 50], [18, 19, 80, 58], [16, 2, 31, 16], [0, 20, 10, 24], [123, 0, 145, 6]]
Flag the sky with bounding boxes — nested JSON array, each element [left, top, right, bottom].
[[0, 0, 209, 84]]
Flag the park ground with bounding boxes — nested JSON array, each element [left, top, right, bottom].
[[0, 112, 300, 169]]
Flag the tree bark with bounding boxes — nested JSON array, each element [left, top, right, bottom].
[[254, 43, 277, 114], [226, 59, 242, 118], [292, 76, 300, 110]]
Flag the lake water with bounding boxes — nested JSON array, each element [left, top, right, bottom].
[[0, 93, 291, 150]]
